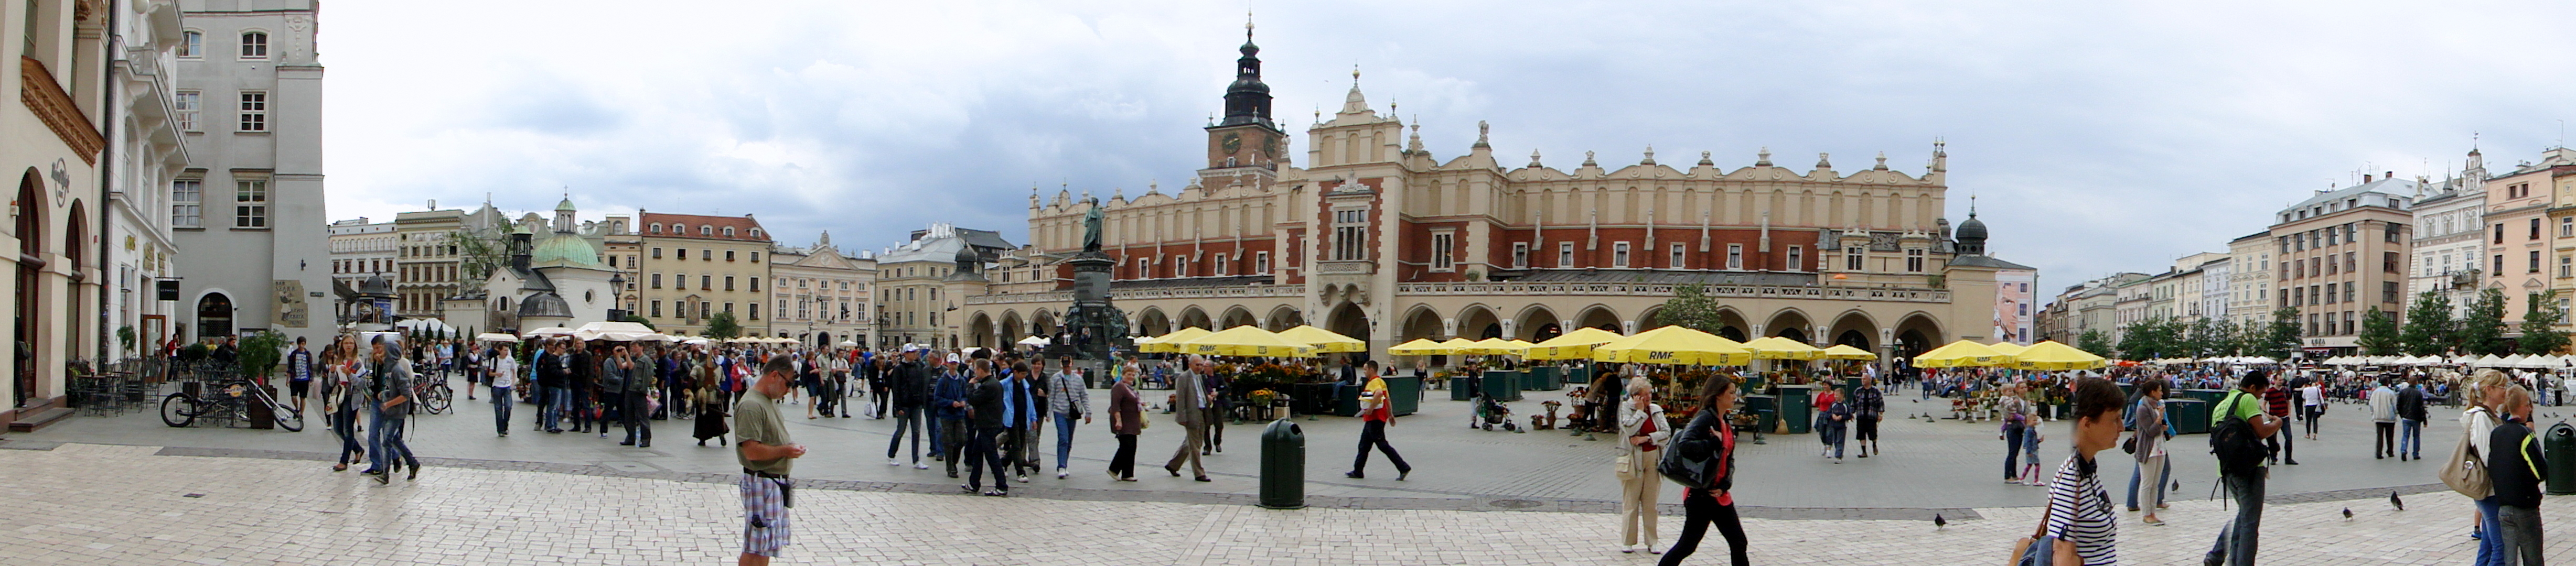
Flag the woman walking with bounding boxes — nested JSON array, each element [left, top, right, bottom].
[[1107, 364, 1142, 482], [1659, 375, 1748, 566], [325, 335, 364, 472], [2130, 379, 2172, 525], [2028, 377, 2127, 565], [1614, 377, 1669, 553], [2001, 384, 2032, 483], [2461, 369, 2511, 565]]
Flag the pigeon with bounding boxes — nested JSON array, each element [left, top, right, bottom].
[[2389, 492, 2405, 511], [1934, 513, 1947, 529], [2342, 507, 2354, 520]]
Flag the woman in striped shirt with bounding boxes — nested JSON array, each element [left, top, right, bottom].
[[2037, 377, 2129, 565]]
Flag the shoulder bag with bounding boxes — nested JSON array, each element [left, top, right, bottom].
[[2008, 504, 2058, 566], [2440, 428, 2492, 499]]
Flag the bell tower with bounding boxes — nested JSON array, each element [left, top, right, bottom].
[[1205, 15, 1284, 173]]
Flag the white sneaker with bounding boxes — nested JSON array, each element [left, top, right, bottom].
[[1622, 545, 1637, 553], [888, 458, 901, 466], [1647, 547, 1663, 554], [1057, 469, 1069, 479], [1016, 475, 1031, 483], [915, 463, 929, 470]]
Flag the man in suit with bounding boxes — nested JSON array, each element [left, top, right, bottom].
[[1164, 356, 1211, 482]]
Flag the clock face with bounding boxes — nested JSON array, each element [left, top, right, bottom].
[[1221, 133, 1243, 154], [1261, 136, 1278, 157]]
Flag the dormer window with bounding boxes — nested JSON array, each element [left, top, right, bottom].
[[700, 225, 713, 236], [650, 223, 662, 234], [723, 227, 736, 237]]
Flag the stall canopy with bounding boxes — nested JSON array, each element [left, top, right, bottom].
[[1744, 336, 1825, 361], [1178, 325, 1317, 358], [2010, 340, 2109, 371], [1457, 338, 1522, 356], [522, 326, 576, 338], [572, 321, 661, 342], [1590, 325, 1753, 366], [1913, 340, 2013, 368], [1386, 338, 1447, 356], [1518, 327, 1626, 360], [1016, 335, 1053, 347], [1985, 341, 2030, 357], [1136, 326, 1214, 353], [1820, 344, 1879, 361], [473, 333, 521, 343], [1276, 325, 1368, 353]]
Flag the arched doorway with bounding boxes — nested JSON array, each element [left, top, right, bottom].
[[1134, 307, 1171, 338], [1835, 330, 1871, 350], [1397, 305, 1442, 342], [1220, 306, 1257, 329], [1514, 304, 1559, 341], [1326, 302, 1370, 357], [1827, 310, 1878, 350], [1176, 306, 1212, 331], [1775, 326, 1808, 344], [1713, 308, 1750, 341], [1765, 309, 1812, 343], [1894, 313, 1944, 360], [1575, 305, 1621, 333], [15, 170, 42, 409], [1455, 304, 1501, 339], [196, 293, 234, 340], [1264, 305, 1303, 331]]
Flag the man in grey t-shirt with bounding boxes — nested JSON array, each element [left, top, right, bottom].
[[734, 355, 805, 565]]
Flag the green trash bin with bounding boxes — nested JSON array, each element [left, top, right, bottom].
[[1483, 369, 1523, 402], [1527, 366, 1563, 391], [1742, 394, 1778, 433], [1450, 372, 1476, 401], [1569, 366, 1593, 388], [1382, 376, 1422, 417], [2165, 399, 2209, 435], [2547, 422, 2576, 495], [2181, 388, 2229, 405], [1259, 420, 1306, 509], [1776, 384, 1814, 434]]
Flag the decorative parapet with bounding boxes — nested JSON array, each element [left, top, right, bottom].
[[20, 57, 103, 164], [1396, 281, 1950, 303]]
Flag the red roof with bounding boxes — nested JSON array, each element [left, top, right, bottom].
[[639, 212, 771, 242]]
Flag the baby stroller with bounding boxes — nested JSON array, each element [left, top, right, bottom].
[[1470, 391, 1519, 432]]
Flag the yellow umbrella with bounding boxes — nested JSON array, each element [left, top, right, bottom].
[[1519, 327, 1626, 360], [1178, 325, 1316, 358], [1275, 325, 1367, 353], [1591, 325, 1754, 366], [1436, 337, 1479, 354], [1744, 336, 1826, 361], [1914, 339, 2013, 367], [1457, 337, 1521, 355], [2010, 340, 2109, 371], [1820, 344, 1879, 361], [1137, 326, 1212, 353], [1386, 338, 1446, 356], [1985, 341, 2030, 357]]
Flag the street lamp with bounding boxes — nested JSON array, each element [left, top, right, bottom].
[[607, 273, 627, 321]]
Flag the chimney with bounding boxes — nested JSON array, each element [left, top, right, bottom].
[[2385, 171, 2394, 182], [2364, 173, 2374, 183]]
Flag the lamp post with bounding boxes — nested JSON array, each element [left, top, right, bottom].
[[607, 273, 627, 322]]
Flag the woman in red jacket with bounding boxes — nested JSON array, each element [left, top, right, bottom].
[[1661, 374, 1747, 566]]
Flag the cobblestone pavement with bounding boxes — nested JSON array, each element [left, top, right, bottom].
[[13, 380, 2492, 513], [3, 441, 2569, 565]]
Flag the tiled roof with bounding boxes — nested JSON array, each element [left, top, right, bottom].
[[640, 212, 770, 243]]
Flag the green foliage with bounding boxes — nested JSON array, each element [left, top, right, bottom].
[[1657, 284, 1728, 336], [2357, 309, 2400, 355], [178, 342, 209, 362], [452, 227, 512, 295], [703, 311, 742, 340], [237, 331, 289, 380], [2459, 287, 2510, 356], [2117, 317, 2185, 360], [2184, 318, 2239, 358], [2076, 329, 2113, 358], [2520, 290, 2569, 355], [2400, 289, 2455, 356], [621, 313, 658, 332], [115, 325, 136, 355], [2258, 306, 2303, 361]]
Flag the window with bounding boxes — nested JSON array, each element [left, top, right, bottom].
[[651, 247, 663, 259], [2564, 217, 2573, 238], [2534, 218, 2545, 241], [723, 302, 734, 314], [237, 92, 267, 132], [701, 274, 711, 289], [650, 223, 662, 234], [2497, 254, 2507, 276], [749, 277, 760, 292], [1905, 248, 1926, 273], [750, 228, 762, 238], [2496, 223, 2506, 244], [239, 31, 267, 59], [749, 252, 759, 263], [1787, 246, 1804, 270], [1612, 242, 1630, 268], [1332, 209, 1369, 260], [1559, 242, 1575, 267], [1672, 243, 1687, 269], [2564, 255, 2573, 279], [1431, 232, 1454, 271], [1511, 243, 1528, 269], [725, 250, 736, 262], [1846, 250, 1863, 271], [723, 227, 735, 237], [724, 276, 736, 291], [174, 91, 200, 131], [2388, 223, 2403, 242], [702, 249, 712, 261], [749, 302, 760, 320], [1214, 253, 1230, 275], [2343, 311, 2355, 335], [178, 30, 201, 57], [2344, 281, 2355, 303], [2385, 251, 2400, 273], [676, 248, 686, 260], [2383, 281, 2400, 303], [650, 300, 663, 318], [171, 179, 202, 227], [233, 179, 268, 227], [1256, 251, 1271, 274], [2532, 251, 2544, 274], [701, 225, 713, 236]]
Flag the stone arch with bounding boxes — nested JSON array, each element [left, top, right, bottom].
[[1135, 306, 1172, 337], [195, 291, 234, 339], [1894, 311, 1944, 360], [1176, 306, 1212, 330], [1764, 308, 1813, 343], [1032, 309, 1058, 335], [1513, 304, 1560, 341], [1636, 304, 1666, 331], [1711, 307, 1751, 341], [1264, 305, 1303, 331], [999, 310, 1024, 343], [1398, 304, 1443, 344], [16, 169, 44, 408], [1574, 304, 1622, 333], [1456, 303, 1502, 340], [969, 312, 996, 350], [1219, 306, 1258, 329], [1326, 301, 1371, 355], [1828, 309, 1879, 350]]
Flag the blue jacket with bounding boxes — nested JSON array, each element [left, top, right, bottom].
[[933, 371, 971, 420], [1000, 377, 1023, 428]]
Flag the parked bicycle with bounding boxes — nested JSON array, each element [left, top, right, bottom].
[[415, 373, 453, 415], [161, 380, 304, 431]]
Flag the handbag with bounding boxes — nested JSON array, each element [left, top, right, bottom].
[[1614, 454, 1637, 480], [2008, 504, 2058, 566], [2120, 435, 2136, 455], [2440, 429, 2492, 499]]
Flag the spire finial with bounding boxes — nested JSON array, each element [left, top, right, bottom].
[[1756, 147, 1773, 167], [1874, 151, 1888, 170], [1529, 148, 1543, 168], [1476, 120, 1490, 147], [1968, 194, 1978, 217], [1642, 145, 1656, 166], [1246, 9, 1254, 38]]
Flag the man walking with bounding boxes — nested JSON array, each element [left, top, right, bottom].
[[934, 356, 974, 477], [2263, 376, 2295, 465], [1346, 360, 1411, 480], [2206, 371, 2282, 566], [363, 334, 421, 484], [488, 343, 517, 437], [2369, 377, 2397, 459], [964, 360, 1010, 496], [1164, 356, 1211, 482], [1852, 377, 1885, 457], [734, 355, 806, 566], [617, 345, 653, 448], [1049, 355, 1091, 479], [2488, 386, 2547, 565], [2396, 376, 2428, 461], [885, 348, 931, 469], [285, 336, 315, 413]]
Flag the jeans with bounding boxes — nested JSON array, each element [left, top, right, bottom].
[[2399, 419, 2423, 459], [367, 410, 417, 473], [2205, 471, 2263, 566], [333, 407, 364, 465], [2498, 504, 2543, 566], [965, 426, 1007, 491], [1054, 413, 1078, 470], [886, 409, 924, 462], [939, 418, 971, 474], [2126, 456, 2171, 510], [1354, 419, 1410, 474], [1659, 489, 1749, 566], [543, 386, 570, 431], [491, 387, 512, 434], [2003, 423, 2027, 479], [621, 390, 651, 445], [929, 414, 945, 453], [1110, 433, 1137, 478], [2477, 497, 2506, 566]]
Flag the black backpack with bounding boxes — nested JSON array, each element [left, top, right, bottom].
[[2207, 391, 2269, 476]]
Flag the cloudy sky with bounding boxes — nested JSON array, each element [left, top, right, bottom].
[[324, 1, 2576, 296]]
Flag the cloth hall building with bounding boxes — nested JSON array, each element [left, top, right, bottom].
[[954, 29, 2032, 361]]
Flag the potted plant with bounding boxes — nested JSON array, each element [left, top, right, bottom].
[[1249, 388, 1281, 419]]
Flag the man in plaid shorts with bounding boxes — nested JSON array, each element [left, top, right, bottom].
[[735, 356, 806, 565]]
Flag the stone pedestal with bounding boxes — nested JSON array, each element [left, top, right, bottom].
[[1061, 252, 1128, 361]]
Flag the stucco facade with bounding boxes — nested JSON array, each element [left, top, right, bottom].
[[166, 0, 328, 350]]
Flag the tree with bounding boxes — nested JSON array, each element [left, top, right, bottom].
[[2521, 290, 2569, 355], [703, 311, 742, 340], [2357, 309, 2400, 355], [2185, 318, 2238, 358], [2258, 306, 2302, 361], [2206, 319, 2240, 357], [452, 225, 512, 295], [2118, 318, 2168, 360], [1656, 284, 1726, 336], [2458, 287, 2510, 356], [237, 330, 289, 380], [2399, 289, 2455, 356], [2076, 329, 2114, 358]]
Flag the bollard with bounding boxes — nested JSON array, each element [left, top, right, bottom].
[[2547, 422, 2576, 495], [1259, 419, 1306, 509]]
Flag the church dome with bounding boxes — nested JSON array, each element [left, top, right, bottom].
[[359, 274, 394, 296], [517, 292, 573, 319], [530, 233, 602, 267], [1955, 214, 1988, 244]]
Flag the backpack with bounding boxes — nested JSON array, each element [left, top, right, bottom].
[[2440, 416, 2493, 499], [2207, 391, 2269, 476], [1660, 411, 1726, 489]]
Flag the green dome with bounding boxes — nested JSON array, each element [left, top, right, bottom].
[[530, 233, 601, 268]]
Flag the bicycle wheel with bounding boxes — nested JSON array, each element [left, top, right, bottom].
[[274, 399, 305, 431], [425, 384, 453, 415], [160, 393, 197, 428]]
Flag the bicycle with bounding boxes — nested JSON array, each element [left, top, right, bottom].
[[162, 379, 304, 431], [415, 374, 453, 415]]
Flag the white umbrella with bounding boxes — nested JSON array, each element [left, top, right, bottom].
[[473, 333, 521, 343], [523, 326, 576, 338], [681, 337, 713, 346], [1016, 335, 1052, 347]]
